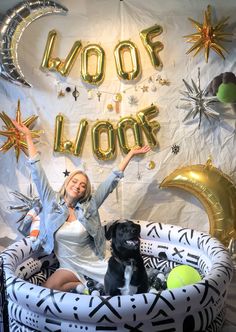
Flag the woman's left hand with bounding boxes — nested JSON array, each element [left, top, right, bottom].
[[118, 145, 151, 172], [130, 145, 151, 156]]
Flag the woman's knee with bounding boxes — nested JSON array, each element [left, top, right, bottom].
[[43, 269, 79, 290]]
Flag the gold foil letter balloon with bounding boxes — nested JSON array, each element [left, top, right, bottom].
[[91, 121, 116, 160], [136, 105, 160, 148], [54, 114, 65, 153], [140, 25, 164, 70], [54, 114, 88, 156], [117, 116, 142, 154], [114, 40, 141, 81], [73, 119, 88, 156], [160, 160, 236, 247], [81, 44, 105, 85], [41, 30, 82, 76]]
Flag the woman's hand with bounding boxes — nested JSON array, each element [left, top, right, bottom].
[[130, 145, 151, 157], [11, 119, 37, 158], [11, 120, 31, 137], [118, 145, 151, 172]]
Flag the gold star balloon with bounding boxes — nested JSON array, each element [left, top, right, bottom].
[[184, 5, 233, 62], [0, 99, 42, 161]]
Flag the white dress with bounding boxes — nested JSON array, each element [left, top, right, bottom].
[[54, 220, 110, 285]]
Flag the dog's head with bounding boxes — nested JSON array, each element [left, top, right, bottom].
[[106, 220, 141, 259]]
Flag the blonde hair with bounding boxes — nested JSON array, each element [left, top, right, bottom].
[[59, 170, 92, 203]]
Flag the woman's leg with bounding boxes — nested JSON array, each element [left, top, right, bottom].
[[43, 269, 81, 291]]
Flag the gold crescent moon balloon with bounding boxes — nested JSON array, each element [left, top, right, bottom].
[[160, 159, 236, 247], [0, 1, 68, 87]]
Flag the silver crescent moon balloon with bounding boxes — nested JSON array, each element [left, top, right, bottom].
[[0, 0, 68, 87]]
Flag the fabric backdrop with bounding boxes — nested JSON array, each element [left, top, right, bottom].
[[0, 0, 235, 328]]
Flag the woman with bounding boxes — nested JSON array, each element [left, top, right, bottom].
[[13, 119, 150, 292]]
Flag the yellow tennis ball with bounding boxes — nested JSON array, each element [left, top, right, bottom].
[[167, 265, 202, 289]]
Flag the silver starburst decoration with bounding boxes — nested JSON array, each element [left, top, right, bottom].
[[179, 68, 219, 128], [171, 144, 180, 155], [8, 183, 42, 224], [128, 95, 139, 106]]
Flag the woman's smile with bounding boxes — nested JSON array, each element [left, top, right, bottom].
[[66, 174, 87, 200]]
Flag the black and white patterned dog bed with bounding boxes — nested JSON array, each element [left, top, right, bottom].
[[0, 221, 233, 332]]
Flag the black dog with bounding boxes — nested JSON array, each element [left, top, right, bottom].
[[104, 220, 148, 296]]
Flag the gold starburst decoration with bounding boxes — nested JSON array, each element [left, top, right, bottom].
[[184, 5, 232, 62], [0, 99, 42, 161]]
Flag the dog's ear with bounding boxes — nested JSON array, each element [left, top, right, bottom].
[[105, 220, 118, 240]]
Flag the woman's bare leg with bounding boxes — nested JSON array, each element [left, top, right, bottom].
[[43, 269, 82, 291]]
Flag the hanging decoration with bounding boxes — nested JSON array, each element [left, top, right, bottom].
[[184, 5, 232, 62], [57, 90, 65, 98], [206, 72, 236, 103], [72, 86, 80, 101], [113, 93, 122, 113], [0, 1, 68, 87], [0, 100, 41, 161], [41, 30, 82, 77], [139, 24, 164, 70], [53, 62, 170, 103], [146, 160, 156, 170], [107, 104, 113, 112], [150, 85, 157, 92], [160, 159, 236, 247], [97, 91, 102, 101], [87, 90, 94, 100], [171, 144, 180, 155], [178, 68, 219, 128], [81, 44, 105, 85], [156, 75, 170, 86], [137, 160, 141, 180], [114, 40, 141, 81], [141, 85, 149, 92], [128, 95, 139, 106]]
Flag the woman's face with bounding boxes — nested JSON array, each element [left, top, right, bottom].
[[65, 173, 88, 201]]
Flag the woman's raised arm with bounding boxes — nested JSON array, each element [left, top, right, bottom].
[[118, 145, 151, 172], [12, 120, 38, 158]]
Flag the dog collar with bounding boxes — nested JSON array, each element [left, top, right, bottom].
[[114, 256, 136, 268]]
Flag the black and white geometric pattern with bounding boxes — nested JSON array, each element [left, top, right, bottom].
[[0, 257, 3, 331], [0, 220, 233, 332]]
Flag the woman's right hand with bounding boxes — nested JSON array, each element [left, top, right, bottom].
[[11, 119, 31, 137], [11, 119, 38, 158]]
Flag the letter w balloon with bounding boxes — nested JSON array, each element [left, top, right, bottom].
[[54, 115, 88, 156], [160, 160, 236, 247]]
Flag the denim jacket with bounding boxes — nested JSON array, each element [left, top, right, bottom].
[[26, 154, 124, 259]]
